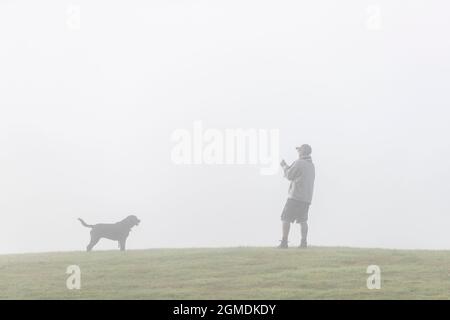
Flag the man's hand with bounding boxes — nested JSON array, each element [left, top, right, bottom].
[[280, 160, 287, 168]]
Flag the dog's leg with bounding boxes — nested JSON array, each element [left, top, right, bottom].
[[87, 236, 100, 252], [119, 238, 126, 251]]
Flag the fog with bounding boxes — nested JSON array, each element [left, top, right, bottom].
[[1, 0, 449, 254]]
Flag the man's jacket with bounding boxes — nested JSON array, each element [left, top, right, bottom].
[[284, 156, 315, 204]]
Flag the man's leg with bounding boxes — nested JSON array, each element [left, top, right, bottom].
[[277, 221, 290, 248], [299, 221, 308, 248], [282, 221, 291, 241]]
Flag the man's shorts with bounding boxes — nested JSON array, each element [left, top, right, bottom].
[[281, 198, 310, 223]]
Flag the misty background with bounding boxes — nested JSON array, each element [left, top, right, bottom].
[[1, 0, 449, 254]]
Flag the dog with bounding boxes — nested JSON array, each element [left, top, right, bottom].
[[78, 215, 141, 251]]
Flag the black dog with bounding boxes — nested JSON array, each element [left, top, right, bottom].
[[78, 215, 141, 251]]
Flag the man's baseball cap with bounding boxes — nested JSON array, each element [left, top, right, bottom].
[[296, 144, 312, 155]]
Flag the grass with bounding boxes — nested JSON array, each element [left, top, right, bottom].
[[0, 247, 448, 299]]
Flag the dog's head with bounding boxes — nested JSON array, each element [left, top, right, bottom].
[[122, 215, 141, 228]]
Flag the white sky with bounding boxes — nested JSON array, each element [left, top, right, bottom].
[[1, 0, 449, 253]]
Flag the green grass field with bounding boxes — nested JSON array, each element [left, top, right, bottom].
[[0, 247, 448, 299]]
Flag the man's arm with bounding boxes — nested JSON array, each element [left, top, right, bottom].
[[280, 160, 291, 175], [281, 160, 300, 181]]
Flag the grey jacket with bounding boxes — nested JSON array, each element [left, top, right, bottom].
[[284, 157, 315, 204]]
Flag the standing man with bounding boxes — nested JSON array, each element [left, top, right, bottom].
[[278, 144, 315, 249]]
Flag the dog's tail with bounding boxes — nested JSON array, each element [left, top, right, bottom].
[[78, 218, 93, 228]]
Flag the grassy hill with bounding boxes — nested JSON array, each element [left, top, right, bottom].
[[0, 247, 448, 299]]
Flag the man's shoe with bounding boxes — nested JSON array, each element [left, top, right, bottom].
[[277, 240, 288, 249], [299, 240, 307, 249]]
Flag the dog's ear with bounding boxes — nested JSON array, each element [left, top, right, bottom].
[[123, 215, 139, 227], [128, 215, 139, 223]]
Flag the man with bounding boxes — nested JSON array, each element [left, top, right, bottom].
[[278, 144, 315, 249]]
